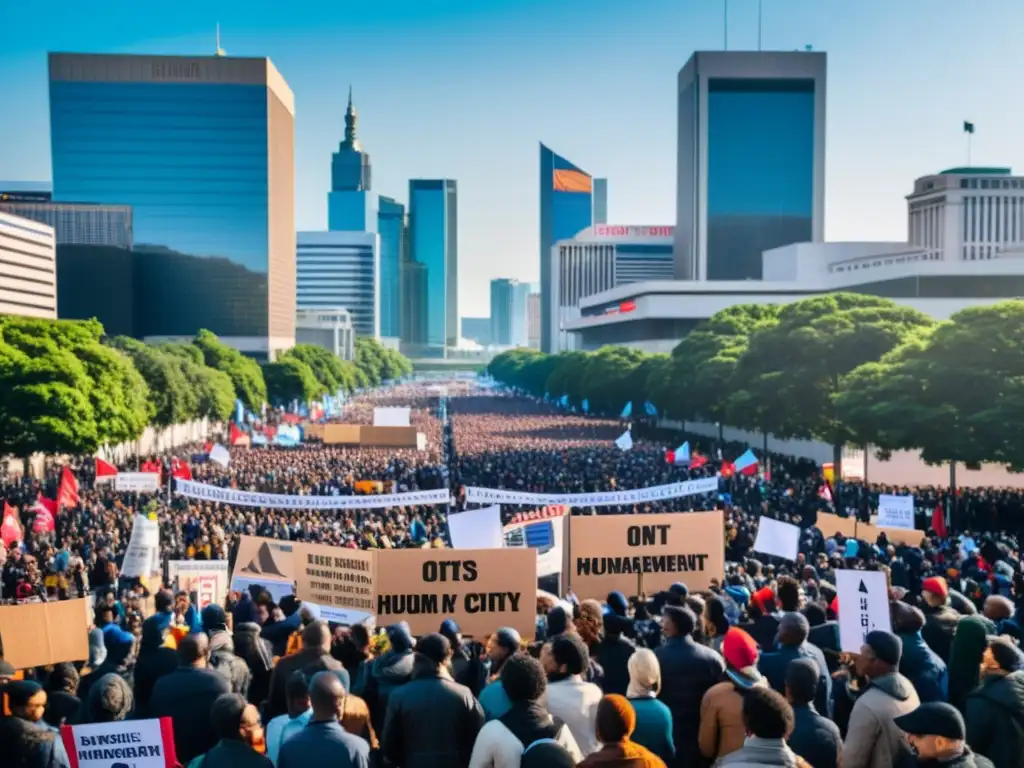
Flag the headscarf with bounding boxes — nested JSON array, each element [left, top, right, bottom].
[[948, 615, 989, 713], [626, 648, 661, 698]]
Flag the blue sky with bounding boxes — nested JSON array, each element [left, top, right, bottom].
[[2, 1, 1024, 319]]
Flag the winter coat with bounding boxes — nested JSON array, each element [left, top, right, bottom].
[[786, 704, 841, 768], [266, 646, 343, 719], [655, 635, 724, 768], [717, 736, 808, 767], [842, 673, 921, 768], [468, 703, 583, 768], [921, 603, 960, 663], [897, 631, 948, 703], [758, 642, 832, 716], [596, 635, 636, 697], [965, 670, 1024, 768], [148, 666, 231, 765], [207, 630, 252, 698], [699, 680, 758, 761], [232, 622, 274, 708], [362, 648, 415, 736]]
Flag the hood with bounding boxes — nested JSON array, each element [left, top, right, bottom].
[[720, 737, 799, 767], [975, 670, 1024, 709], [870, 672, 916, 701], [374, 649, 415, 682], [209, 629, 235, 654]]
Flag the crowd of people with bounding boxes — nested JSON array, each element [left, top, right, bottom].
[[3, 383, 1024, 767]]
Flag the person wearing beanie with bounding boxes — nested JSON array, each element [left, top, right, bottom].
[[626, 649, 674, 765], [361, 622, 416, 737], [231, 594, 275, 710], [716, 687, 806, 768], [202, 603, 252, 698], [921, 576, 960, 664], [542, 633, 604, 757], [441, 619, 482, 695], [785, 659, 842, 768], [891, 601, 948, 703], [654, 605, 724, 768], [479, 627, 523, 720], [699, 627, 766, 762], [743, 587, 781, 652], [607, 591, 631, 619], [965, 635, 1024, 767], [896, 702, 994, 768], [577, 694, 665, 768], [757, 613, 832, 718], [545, 605, 574, 639], [843, 630, 920, 768], [382, 632, 484, 768], [83, 673, 134, 723], [42, 663, 81, 729], [469, 653, 583, 768], [948, 615, 990, 713]]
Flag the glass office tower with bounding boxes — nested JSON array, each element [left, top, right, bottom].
[[409, 179, 458, 351], [327, 88, 377, 232], [539, 144, 596, 352], [675, 51, 826, 282], [48, 53, 295, 356], [377, 196, 404, 338]]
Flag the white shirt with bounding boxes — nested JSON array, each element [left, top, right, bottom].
[[468, 717, 582, 768], [544, 676, 603, 756]]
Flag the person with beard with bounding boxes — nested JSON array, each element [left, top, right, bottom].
[[381, 633, 484, 768], [41, 663, 80, 729], [190, 693, 273, 768], [202, 604, 251, 697], [469, 653, 582, 768], [542, 633, 604, 757], [894, 702, 994, 768], [0, 680, 72, 768], [965, 636, 1024, 768], [81, 673, 134, 723], [360, 623, 416, 737], [479, 628, 522, 720], [596, 612, 636, 697]]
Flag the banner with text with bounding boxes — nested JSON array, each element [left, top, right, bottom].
[[293, 542, 376, 625], [463, 476, 719, 508], [375, 547, 537, 638], [175, 480, 450, 511], [61, 717, 177, 768], [569, 510, 725, 598], [114, 472, 161, 493]]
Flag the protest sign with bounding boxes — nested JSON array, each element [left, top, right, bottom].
[[61, 717, 177, 768], [0, 598, 90, 669], [815, 512, 858, 540], [835, 569, 891, 653], [373, 406, 411, 427], [167, 560, 229, 610], [293, 542, 376, 625], [448, 505, 503, 549], [569, 511, 725, 598], [877, 494, 915, 530], [375, 548, 536, 638], [752, 516, 801, 561], [121, 515, 159, 579], [114, 472, 161, 493], [230, 535, 295, 598]]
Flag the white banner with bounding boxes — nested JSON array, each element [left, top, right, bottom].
[[61, 717, 171, 768], [114, 472, 160, 493], [463, 476, 719, 508], [374, 406, 411, 427], [121, 515, 159, 579], [448, 505, 503, 549], [174, 479, 451, 510], [877, 493, 915, 529]]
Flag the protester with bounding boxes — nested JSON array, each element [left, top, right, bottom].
[[277, 671, 370, 768], [922, 577, 961, 664], [1, 680, 72, 768], [949, 616, 991, 713], [596, 610, 636, 697], [964, 636, 1024, 767], [577, 694, 666, 768], [626, 649, 674, 765], [892, 601, 949, 703], [757, 612, 831, 716], [266, 671, 313, 766], [542, 633, 604, 757], [785, 659, 842, 768], [895, 702, 995, 767], [190, 693, 272, 768], [699, 626, 765, 762], [267, 620, 343, 719], [82, 673, 134, 723], [479, 627, 522, 720], [203, 603, 252, 697]]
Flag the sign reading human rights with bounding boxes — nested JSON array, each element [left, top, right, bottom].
[[569, 511, 725, 598], [375, 548, 536, 639], [293, 542, 376, 625]]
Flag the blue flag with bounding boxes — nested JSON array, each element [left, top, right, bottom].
[[582, 399, 590, 413], [560, 395, 569, 407], [620, 401, 632, 419], [234, 399, 244, 424], [644, 400, 658, 417]]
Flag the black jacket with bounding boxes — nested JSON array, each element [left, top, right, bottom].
[[232, 622, 274, 708], [207, 632, 252, 698], [808, 621, 842, 674], [787, 703, 842, 768], [381, 658, 485, 768], [147, 665, 231, 764], [922, 604, 960, 663], [132, 647, 178, 715], [362, 648, 415, 736], [895, 746, 995, 768], [965, 671, 1024, 768], [266, 647, 343, 719], [595, 634, 636, 696], [655, 635, 725, 768]]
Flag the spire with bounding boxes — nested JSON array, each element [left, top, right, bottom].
[[341, 85, 360, 150], [215, 23, 226, 57]]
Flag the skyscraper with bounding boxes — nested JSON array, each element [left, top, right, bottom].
[[593, 178, 609, 225], [675, 51, 826, 281], [48, 53, 295, 357], [377, 196, 404, 339], [408, 179, 458, 351], [328, 88, 376, 232], [539, 144, 600, 352], [296, 231, 379, 337]]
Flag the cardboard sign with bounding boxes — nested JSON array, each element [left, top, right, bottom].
[[0, 598, 91, 669], [167, 560, 229, 610], [114, 472, 161, 493], [375, 548, 537, 639], [61, 717, 177, 768], [815, 512, 858, 540], [752, 516, 801, 561], [232, 535, 295, 583], [293, 542, 376, 625], [877, 494, 915, 530], [569, 511, 725, 598], [835, 569, 891, 653]]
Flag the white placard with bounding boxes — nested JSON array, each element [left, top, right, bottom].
[[61, 717, 171, 768], [877, 494, 915, 530], [114, 472, 160, 493], [121, 515, 159, 578], [752, 516, 801, 561], [447, 505, 503, 549], [373, 406, 411, 427], [167, 560, 230, 610], [835, 569, 891, 653], [209, 443, 231, 468]]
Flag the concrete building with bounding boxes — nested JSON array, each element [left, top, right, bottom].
[[675, 51, 827, 281], [527, 292, 541, 348], [0, 211, 57, 319], [297, 230, 379, 338], [295, 307, 355, 360], [49, 52, 295, 358], [547, 225, 674, 351]]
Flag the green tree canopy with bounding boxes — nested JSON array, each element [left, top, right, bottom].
[[193, 329, 267, 410], [578, 346, 649, 414], [263, 358, 324, 406], [110, 336, 195, 428], [543, 351, 591, 405], [282, 344, 347, 394]]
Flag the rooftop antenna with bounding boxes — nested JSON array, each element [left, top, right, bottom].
[[215, 23, 227, 57]]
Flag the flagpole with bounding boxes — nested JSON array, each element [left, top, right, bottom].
[[757, 0, 763, 50], [967, 131, 972, 166], [724, 0, 729, 50]]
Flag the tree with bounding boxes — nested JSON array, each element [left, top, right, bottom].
[[282, 344, 347, 394], [544, 351, 591, 405], [488, 349, 545, 392], [578, 346, 649, 414], [263, 358, 324, 406], [728, 293, 936, 474], [159, 342, 235, 421], [110, 336, 194, 428], [193, 329, 267, 410]]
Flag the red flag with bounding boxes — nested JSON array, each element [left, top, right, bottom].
[[690, 453, 708, 469], [229, 423, 244, 446], [171, 458, 193, 481], [58, 467, 80, 509], [932, 504, 947, 538], [32, 494, 56, 533], [95, 458, 118, 478], [1, 502, 22, 547], [665, 450, 676, 465], [720, 461, 735, 478]]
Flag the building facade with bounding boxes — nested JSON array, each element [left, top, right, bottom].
[[593, 178, 609, 225], [0, 201, 132, 248], [327, 89, 376, 232], [490, 278, 529, 347], [0, 211, 57, 319], [48, 53, 295, 357], [539, 144, 602, 351], [295, 307, 355, 360], [409, 179, 458, 351], [675, 51, 826, 282], [400, 257, 427, 349], [547, 225, 674, 351], [461, 316, 491, 346], [377, 196, 404, 339], [527, 291, 541, 348], [297, 231, 379, 338]]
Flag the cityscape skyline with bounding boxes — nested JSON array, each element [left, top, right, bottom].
[[2, 1, 1024, 320]]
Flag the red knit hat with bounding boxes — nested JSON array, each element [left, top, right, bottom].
[[752, 586, 775, 612], [722, 627, 758, 671], [922, 576, 949, 599]]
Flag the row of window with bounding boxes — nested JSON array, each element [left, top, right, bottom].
[[959, 178, 1024, 190]]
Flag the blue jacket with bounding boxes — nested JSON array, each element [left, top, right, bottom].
[[758, 642, 832, 716], [787, 703, 842, 768], [898, 630, 948, 703]]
